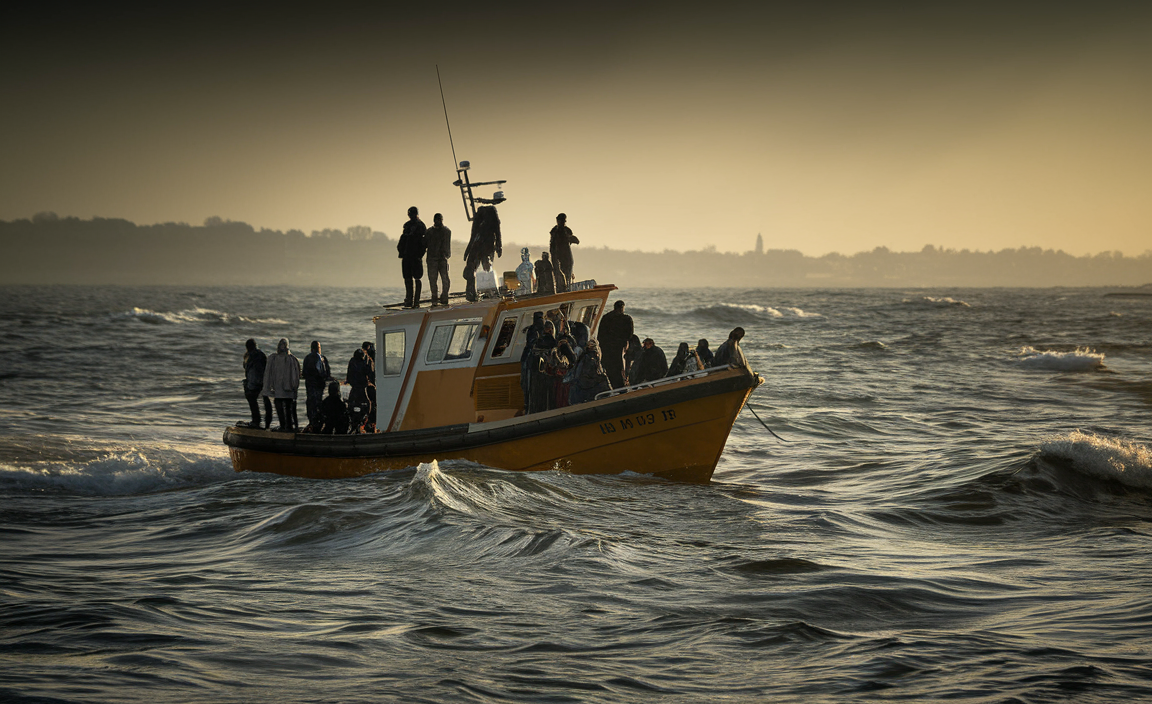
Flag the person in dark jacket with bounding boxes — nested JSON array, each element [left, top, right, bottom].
[[596, 300, 633, 388], [549, 213, 579, 292], [361, 341, 377, 428], [534, 252, 555, 295], [346, 348, 373, 430], [317, 381, 350, 435], [527, 321, 557, 414], [635, 338, 668, 382], [712, 327, 748, 369], [301, 340, 332, 429], [624, 334, 643, 385], [426, 213, 452, 306], [570, 339, 610, 405], [462, 205, 502, 302], [242, 339, 272, 428], [695, 338, 715, 368], [397, 206, 427, 307], [667, 342, 691, 377], [519, 311, 545, 413]]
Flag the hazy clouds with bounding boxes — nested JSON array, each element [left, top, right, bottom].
[[2, 3, 1150, 256]]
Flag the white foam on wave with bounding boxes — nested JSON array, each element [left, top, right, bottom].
[[1040, 431, 1152, 490], [117, 307, 287, 326], [712, 303, 821, 318], [1015, 346, 1104, 371], [0, 448, 235, 496], [904, 296, 971, 308]]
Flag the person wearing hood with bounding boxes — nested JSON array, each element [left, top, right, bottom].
[[711, 327, 749, 370], [302, 340, 332, 429], [527, 320, 557, 414], [624, 334, 643, 385], [397, 206, 427, 308], [549, 213, 579, 292], [262, 338, 301, 431], [635, 338, 668, 383], [552, 316, 580, 409], [515, 247, 535, 294], [667, 342, 692, 377], [520, 311, 545, 413], [346, 348, 373, 431], [317, 381, 350, 435], [534, 252, 555, 295], [596, 300, 633, 388], [242, 339, 272, 429], [695, 338, 715, 368], [569, 338, 610, 405]]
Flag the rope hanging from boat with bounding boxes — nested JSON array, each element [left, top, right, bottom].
[[745, 403, 789, 443]]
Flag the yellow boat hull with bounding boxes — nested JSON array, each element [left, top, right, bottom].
[[225, 368, 760, 483]]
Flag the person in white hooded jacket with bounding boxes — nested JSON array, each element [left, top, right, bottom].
[[262, 338, 301, 431]]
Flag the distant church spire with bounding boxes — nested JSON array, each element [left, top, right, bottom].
[[755, 233, 763, 255]]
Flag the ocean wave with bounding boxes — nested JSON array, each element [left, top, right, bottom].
[[115, 307, 287, 326], [0, 449, 235, 496], [1039, 431, 1152, 490], [1014, 346, 1104, 371], [904, 296, 971, 308], [632, 303, 821, 323]]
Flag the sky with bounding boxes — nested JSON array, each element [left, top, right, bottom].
[[2, 2, 1150, 256]]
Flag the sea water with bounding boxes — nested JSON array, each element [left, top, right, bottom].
[[2, 285, 1151, 702]]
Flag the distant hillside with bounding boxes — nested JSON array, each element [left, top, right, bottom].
[[2, 214, 1150, 288]]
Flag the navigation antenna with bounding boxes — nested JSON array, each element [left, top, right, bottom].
[[435, 65, 507, 223]]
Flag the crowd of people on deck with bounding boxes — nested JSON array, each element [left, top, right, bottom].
[[395, 207, 582, 307], [241, 338, 379, 434], [517, 299, 749, 415]]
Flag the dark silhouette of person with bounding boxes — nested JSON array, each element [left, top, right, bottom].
[[346, 348, 373, 431], [462, 205, 502, 302], [527, 321, 557, 414], [712, 327, 748, 369], [242, 339, 272, 429], [519, 311, 545, 413], [426, 213, 452, 306], [534, 252, 555, 295], [397, 206, 427, 307], [317, 381, 350, 434], [624, 334, 643, 385], [361, 341, 377, 429], [635, 338, 668, 382], [570, 339, 610, 404], [262, 338, 301, 431], [301, 340, 332, 429], [596, 300, 633, 388], [695, 338, 715, 368], [549, 213, 579, 292], [667, 342, 691, 376]]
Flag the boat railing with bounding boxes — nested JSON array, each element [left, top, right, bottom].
[[594, 364, 735, 401]]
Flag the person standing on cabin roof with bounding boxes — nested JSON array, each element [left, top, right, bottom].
[[242, 339, 272, 429], [549, 213, 579, 292], [397, 206, 427, 308], [462, 204, 502, 302], [516, 247, 535, 294], [426, 213, 452, 306], [262, 338, 301, 432], [596, 300, 633, 389], [302, 340, 332, 430], [711, 327, 748, 369], [534, 252, 556, 295]]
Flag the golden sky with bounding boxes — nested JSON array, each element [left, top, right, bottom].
[[2, 3, 1149, 255]]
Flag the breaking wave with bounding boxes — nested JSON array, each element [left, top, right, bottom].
[[1039, 431, 1152, 490], [0, 448, 235, 495], [904, 296, 971, 308], [1015, 346, 1104, 371], [116, 307, 287, 325]]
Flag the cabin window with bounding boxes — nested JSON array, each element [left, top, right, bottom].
[[381, 330, 405, 376], [577, 305, 598, 325], [490, 316, 519, 358], [426, 322, 479, 364]]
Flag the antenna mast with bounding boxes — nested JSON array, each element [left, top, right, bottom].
[[436, 66, 507, 222]]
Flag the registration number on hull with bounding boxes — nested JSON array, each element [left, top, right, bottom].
[[598, 408, 677, 435]]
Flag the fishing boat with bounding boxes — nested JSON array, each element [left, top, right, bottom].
[[223, 162, 762, 482]]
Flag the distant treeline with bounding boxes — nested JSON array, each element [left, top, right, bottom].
[[2, 213, 1150, 288]]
